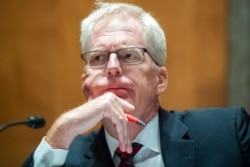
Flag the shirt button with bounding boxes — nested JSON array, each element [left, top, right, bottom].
[[42, 159, 50, 167]]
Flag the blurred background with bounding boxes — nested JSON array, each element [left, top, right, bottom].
[[0, 0, 249, 166]]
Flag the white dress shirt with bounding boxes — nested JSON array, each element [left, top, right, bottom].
[[33, 113, 164, 167], [33, 137, 68, 167], [105, 113, 165, 167]]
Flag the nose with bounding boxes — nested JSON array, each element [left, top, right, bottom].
[[106, 53, 122, 76]]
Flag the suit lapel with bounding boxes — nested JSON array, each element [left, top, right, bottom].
[[159, 108, 195, 167], [70, 108, 194, 167], [81, 127, 115, 167]]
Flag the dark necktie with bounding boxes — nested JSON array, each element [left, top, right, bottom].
[[115, 142, 143, 167]]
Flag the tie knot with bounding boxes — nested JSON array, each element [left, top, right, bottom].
[[115, 143, 143, 167]]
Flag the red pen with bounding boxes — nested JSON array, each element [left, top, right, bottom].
[[125, 113, 146, 126]]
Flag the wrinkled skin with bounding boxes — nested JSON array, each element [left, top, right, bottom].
[[45, 13, 168, 153]]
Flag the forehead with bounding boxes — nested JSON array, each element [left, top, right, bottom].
[[89, 13, 144, 50]]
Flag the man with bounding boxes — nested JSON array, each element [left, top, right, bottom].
[[23, 2, 250, 167]]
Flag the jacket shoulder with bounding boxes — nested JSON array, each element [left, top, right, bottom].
[[172, 106, 248, 124], [168, 106, 250, 165]]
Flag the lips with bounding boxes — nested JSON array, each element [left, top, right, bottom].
[[100, 86, 130, 99], [104, 87, 131, 99]]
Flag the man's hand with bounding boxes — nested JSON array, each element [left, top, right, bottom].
[[45, 92, 134, 153]]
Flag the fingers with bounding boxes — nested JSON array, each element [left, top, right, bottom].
[[46, 92, 134, 152], [110, 110, 131, 153], [117, 122, 132, 153], [100, 93, 134, 153]]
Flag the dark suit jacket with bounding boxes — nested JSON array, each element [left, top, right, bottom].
[[23, 106, 250, 167]]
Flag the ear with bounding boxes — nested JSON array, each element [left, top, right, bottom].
[[81, 73, 90, 99], [156, 67, 168, 95], [81, 73, 87, 87]]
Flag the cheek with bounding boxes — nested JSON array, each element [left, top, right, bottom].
[[132, 68, 158, 94], [81, 70, 101, 99], [82, 75, 92, 99]]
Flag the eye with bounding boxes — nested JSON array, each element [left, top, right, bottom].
[[89, 52, 108, 66], [119, 49, 141, 63], [123, 53, 135, 59], [92, 54, 104, 61]]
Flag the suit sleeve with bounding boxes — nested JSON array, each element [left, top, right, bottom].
[[22, 152, 34, 167], [235, 107, 250, 166]]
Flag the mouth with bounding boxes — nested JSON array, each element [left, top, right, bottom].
[[104, 87, 130, 99]]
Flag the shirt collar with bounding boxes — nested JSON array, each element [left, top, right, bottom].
[[105, 113, 161, 157]]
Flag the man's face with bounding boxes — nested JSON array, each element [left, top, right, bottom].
[[81, 13, 167, 120]]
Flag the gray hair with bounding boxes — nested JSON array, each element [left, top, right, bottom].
[[80, 2, 167, 66]]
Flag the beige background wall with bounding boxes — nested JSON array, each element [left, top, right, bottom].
[[0, 0, 227, 166]]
